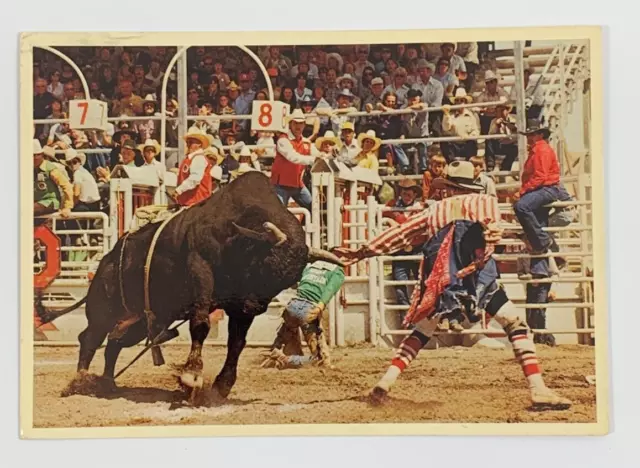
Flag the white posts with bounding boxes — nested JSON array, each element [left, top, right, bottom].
[[177, 51, 189, 166], [160, 46, 189, 168], [333, 196, 345, 347], [366, 196, 379, 345], [513, 41, 528, 175]]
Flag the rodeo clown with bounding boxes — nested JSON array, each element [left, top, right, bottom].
[[259, 260, 345, 370], [331, 160, 572, 409], [167, 126, 213, 207]]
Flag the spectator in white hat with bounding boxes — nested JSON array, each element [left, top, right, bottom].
[[336, 121, 361, 165], [476, 70, 509, 135], [336, 74, 361, 109], [138, 139, 165, 184], [270, 108, 329, 210], [33, 139, 73, 217], [64, 148, 101, 212], [317, 88, 358, 136], [361, 77, 386, 128], [441, 88, 480, 162]]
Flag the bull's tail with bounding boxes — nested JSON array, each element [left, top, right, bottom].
[[35, 295, 87, 327]]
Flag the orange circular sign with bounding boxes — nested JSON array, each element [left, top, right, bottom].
[[33, 224, 61, 290]]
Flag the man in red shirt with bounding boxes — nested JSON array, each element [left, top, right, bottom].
[[270, 108, 329, 211], [513, 121, 572, 256], [168, 126, 212, 207]]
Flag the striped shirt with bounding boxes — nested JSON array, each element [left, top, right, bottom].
[[362, 194, 501, 257]]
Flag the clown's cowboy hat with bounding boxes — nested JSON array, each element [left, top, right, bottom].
[[518, 119, 551, 139], [138, 138, 161, 155], [396, 177, 421, 196], [64, 148, 87, 167], [183, 126, 211, 149], [431, 160, 483, 192], [449, 87, 473, 104], [357, 129, 382, 152], [315, 130, 342, 150]]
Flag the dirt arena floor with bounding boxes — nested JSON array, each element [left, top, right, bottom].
[[32, 344, 597, 427]]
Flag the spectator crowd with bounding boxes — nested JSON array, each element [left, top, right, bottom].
[[33, 42, 569, 344]]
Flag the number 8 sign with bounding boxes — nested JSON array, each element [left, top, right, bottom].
[[251, 100, 290, 133]]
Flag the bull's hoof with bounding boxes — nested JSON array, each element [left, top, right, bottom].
[[368, 386, 389, 406], [61, 371, 116, 397], [211, 378, 232, 400], [179, 371, 204, 390]]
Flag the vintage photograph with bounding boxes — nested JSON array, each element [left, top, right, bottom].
[[21, 28, 606, 437]]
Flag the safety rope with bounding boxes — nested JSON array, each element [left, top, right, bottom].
[[118, 232, 134, 317], [143, 207, 187, 339]]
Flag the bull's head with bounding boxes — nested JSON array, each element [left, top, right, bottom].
[[232, 221, 345, 268]]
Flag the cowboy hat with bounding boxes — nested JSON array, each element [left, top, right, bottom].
[[396, 177, 421, 195], [518, 119, 551, 138], [204, 146, 224, 165], [183, 126, 211, 149], [326, 52, 344, 70], [341, 121, 355, 133], [286, 108, 306, 124], [143, 94, 157, 104], [233, 145, 258, 163], [42, 145, 57, 160], [227, 81, 240, 91], [357, 129, 382, 152], [138, 138, 161, 155], [315, 130, 342, 150], [338, 74, 357, 87], [431, 160, 483, 192], [33, 139, 43, 155], [484, 70, 500, 82], [338, 88, 356, 100], [64, 148, 86, 167], [449, 87, 473, 104]]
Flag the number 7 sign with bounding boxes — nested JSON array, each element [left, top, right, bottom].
[[251, 100, 290, 133], [69, 99, 108, 130]]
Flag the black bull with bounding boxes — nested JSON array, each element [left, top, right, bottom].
[[36, 172, 344, 399]]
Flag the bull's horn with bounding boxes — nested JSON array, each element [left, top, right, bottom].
[[263, 222, 287, 246], [308, 247, 345, 268], [232, 222, 270, 243]]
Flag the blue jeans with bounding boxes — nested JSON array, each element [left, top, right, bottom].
[[86, 152, 107, 172], [526, 280, 551, 330], [392, 258, 420, 306], [382, 145, 410, 172], [283, 298, 316, 328], [514, 185, 568, 253], [274, 184, 312, 211]]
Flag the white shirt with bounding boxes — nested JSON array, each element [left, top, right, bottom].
[[175, 149, 207, 195], [47, 82, 64, 100], [144, 158, 166, 184], [336, 140, 361, 165], [145, 71, 164, 89], [276, 133, 322, 165], [73, 166, 100, 203]]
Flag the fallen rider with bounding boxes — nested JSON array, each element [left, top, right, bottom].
[[331, 161, 572, 409], [260, 260, 346, 370]]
